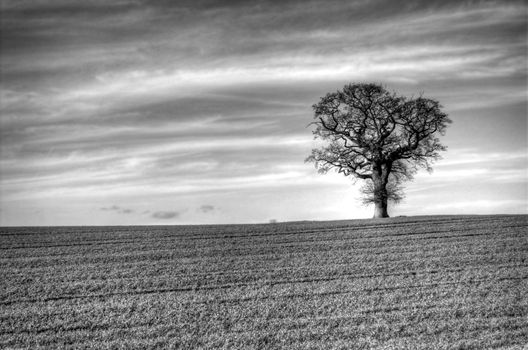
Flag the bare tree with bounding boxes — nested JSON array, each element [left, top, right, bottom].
[[306, 83, 451, 218]]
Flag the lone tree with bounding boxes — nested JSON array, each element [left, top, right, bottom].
[[306, 83, 451, 218]]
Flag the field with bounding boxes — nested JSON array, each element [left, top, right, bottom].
[[1, 215, 527, 349]]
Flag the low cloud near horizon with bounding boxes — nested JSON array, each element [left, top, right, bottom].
[[1, 0, 526, 225], [100, 205, 134, 214], [199, 205, 216, 213], [151, 211, 180, 220]]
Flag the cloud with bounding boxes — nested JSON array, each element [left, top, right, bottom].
[[100, 205, 134, 214], [151, 211, 180, 219], [100, 205, 120, 211], [198, 205, 216, 213]]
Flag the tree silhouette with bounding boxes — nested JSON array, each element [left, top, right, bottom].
[[306, 83, 451, 218]]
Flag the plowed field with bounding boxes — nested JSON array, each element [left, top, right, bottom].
[[1, 215, 527, 349]]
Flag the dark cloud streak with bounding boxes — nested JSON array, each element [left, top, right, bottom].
[[152, 211, 180, 219], [100, 205, 134, 214], [199, 205, 216, 213]]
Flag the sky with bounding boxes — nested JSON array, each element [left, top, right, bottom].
[[0, 0, 527, 226]]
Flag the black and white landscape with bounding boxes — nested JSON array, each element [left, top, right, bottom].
[[1, 1, 527, 349]]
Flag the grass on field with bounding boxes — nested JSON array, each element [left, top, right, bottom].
[[1, 215, 527, 349]]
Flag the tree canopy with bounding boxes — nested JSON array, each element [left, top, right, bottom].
[[306, 83, 451, 218]]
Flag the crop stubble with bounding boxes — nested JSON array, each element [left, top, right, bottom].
[[0, 215, 527, 349]]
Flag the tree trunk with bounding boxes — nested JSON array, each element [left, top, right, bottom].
[[373, 198, 389, 218], [372, 165, 390, 218]]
